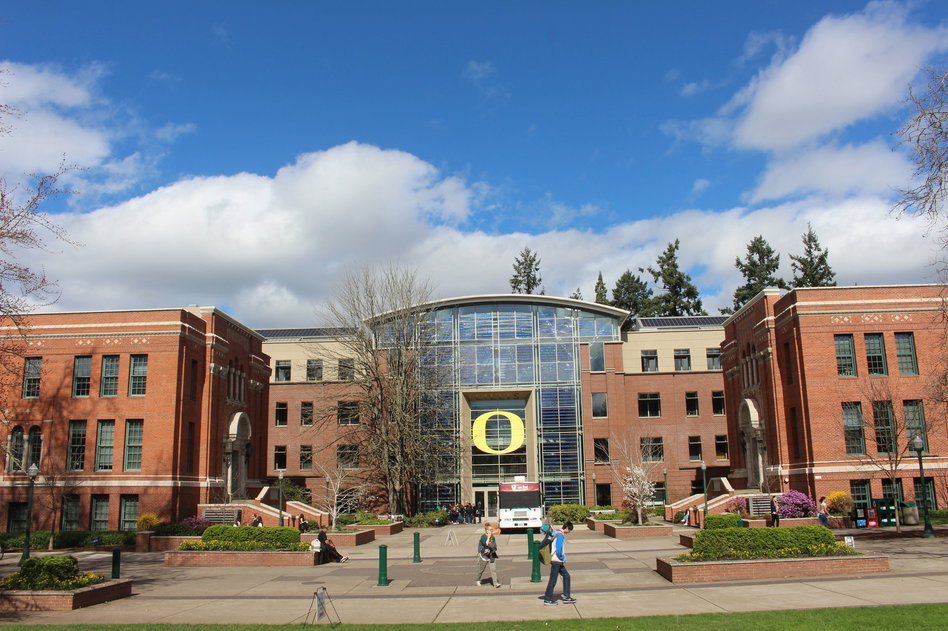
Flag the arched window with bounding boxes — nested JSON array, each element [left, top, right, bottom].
[[27, 426, 42, 468], [9, 426, 23, 471]]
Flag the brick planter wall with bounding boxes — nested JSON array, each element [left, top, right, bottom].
[[586, 518, 622, 532], [679, 534, 694, 548], [603, 523, 673, 538], [767, 516, 819, 527], [163, 551, 318, 567], [347, 522, 403, 536], [0, 579, 133, 611], [136, 531, 201, 552], [321, 529, 375, 546], [656, 555, 889, 583]]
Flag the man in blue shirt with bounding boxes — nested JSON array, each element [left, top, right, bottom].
[[543, 521, 575, 605]]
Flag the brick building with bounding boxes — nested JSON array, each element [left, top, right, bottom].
[[722, 284, 947, 509], [0, 307, 270, 532], [260, 296, 730, 516]]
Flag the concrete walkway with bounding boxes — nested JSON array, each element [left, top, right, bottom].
[[2, 524, 946, 625]]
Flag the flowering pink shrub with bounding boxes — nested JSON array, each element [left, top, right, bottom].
[[181, 515, 212, 535], [778, 490, 817, 518], [724, 497, 748, 515]]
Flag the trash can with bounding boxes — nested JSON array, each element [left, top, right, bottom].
[[901, 501, 919, 526]]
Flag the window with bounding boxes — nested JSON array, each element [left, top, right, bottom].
[[27, 427, 41, 469], [273, 445, 287, 470], [640, 437, 664, 462], [128, 355, 148, 396], [100, 355, 119, 397], [123, 419, 143, 471], [72, 356, 91, 397], [22, 357, 41, 398], [61, 494, 80, 531], [706, 348, 721, 370], [8, 426, 23, 471], [842, 402, 865, 456], [189, 358, 198, 401], [865, 333, 887, 376], [834, 334, 856, 376], [850, 479, 871, 508], [186, 422, 195, 473], [120, 495, 139, 531], [300, 445, 313, 470], [338, 401, 360, 425], [589, 342, 605, 372], [90, 495, 109, 530], [654, 482, 667, 504], [67, 420, 87, 471], [904, 400, 927, 452], [638, 393, 661, 417], [688, 436, 702, 461], [300, 401, 313, 426], [873, 401, 895, 454], [712, 391, 725, 416], [641, 350, 658, 372], [274, 402, 288, 426], [593, 438, 610, 463], [715, 435, 729, 460], [7, 503, 27, 532], [306, 359, 323, 381], [95, 420, 115, 471], [274, 360, 291, 382], [591, 392, 607, 418], [674, 349, 691, 371], [685, 392, 699, 416], [914, 477, 937, 510], [881, 478, 903, 504], [895, 332, 918, 375], [338, 359, 354, 381], [337, 445, 359, 469]]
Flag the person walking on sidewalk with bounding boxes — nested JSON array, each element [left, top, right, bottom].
[[543, 521, 575, 605], [474, 523, 502, 588]]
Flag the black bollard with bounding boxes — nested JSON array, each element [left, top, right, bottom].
[[413, 531, 422, 563], [377, 544, 388, 586], [111, 547, 121, 579]]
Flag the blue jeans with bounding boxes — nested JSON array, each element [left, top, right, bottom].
[[543, 562, 570, 601]]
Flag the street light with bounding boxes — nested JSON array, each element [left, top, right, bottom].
[[910, 434, 935, 538], [278, 470, 285, 527], [700, 460, 708, 525], [19, 463, 39, 566], [662, 467, 668, 505]]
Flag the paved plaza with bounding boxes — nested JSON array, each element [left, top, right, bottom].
[[1, 524, 946, 625]]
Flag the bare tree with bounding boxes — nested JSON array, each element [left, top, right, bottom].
[[319, 265, 456, 516], [309, 461, 368, 530], [607, 429, 661, 524]]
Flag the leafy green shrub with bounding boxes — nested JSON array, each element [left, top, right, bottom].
[[201, 525, 300, 548], [0, 530, 135, 550], [137, 513, 160, 531], [705, 514, 742, 529], [353, 510, 392, 525], [1, 556, 105, 591], [673, 511, 687, 524], [590, 505, 619, 512], [682, 525, 852, 561], [550, 504, 590, 523], [152, 522, 195, 536], [648, 506, 665, 516], [404, 510, 447, 527], [928, 509, 948, 524], [333, 514, 359, 528], [179, 540, 309, 551]]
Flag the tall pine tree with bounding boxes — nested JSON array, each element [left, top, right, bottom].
[[509, 247, 543, 294], [790, 223, 836, 288], [611, 270, 654, 315], [594, 272, 609, 305], [643, 240, 706, 316], [731, 235, 787, 311]]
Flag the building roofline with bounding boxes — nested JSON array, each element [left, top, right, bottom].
[[402, 294, 631, 325]]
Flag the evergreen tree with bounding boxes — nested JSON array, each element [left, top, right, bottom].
[[569, 288, 583, 300], [594, 272, 609, 305], [509, 247, 543, 294], [732, 235, 787, 311], [611, 270, 654, 315], [643, 240, 706, 316], [790, 223, 836, 288]]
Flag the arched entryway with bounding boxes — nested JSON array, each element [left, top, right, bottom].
[[738, 398, 766, 490], [223, 412, 252, 500]]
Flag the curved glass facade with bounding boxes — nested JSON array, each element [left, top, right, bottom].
[[413, 300, 621, 510]]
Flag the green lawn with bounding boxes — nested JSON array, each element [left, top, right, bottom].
[[4, 604, 948, 631]]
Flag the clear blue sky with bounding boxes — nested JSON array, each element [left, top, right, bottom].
[[1, 1, 945, 325]]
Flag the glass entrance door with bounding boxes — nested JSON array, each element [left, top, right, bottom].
[[474, 489, 499, 518]]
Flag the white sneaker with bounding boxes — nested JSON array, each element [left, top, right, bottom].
[[474, 580, 481, 586]]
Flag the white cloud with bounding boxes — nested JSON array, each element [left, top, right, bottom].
[[749, 140, 912, 202], [463, 60, 496, 83], [680, 80, 711, 97], [31, 142, 936, 326], [691, 178, 711, 196], [732, 2, 947, 151]]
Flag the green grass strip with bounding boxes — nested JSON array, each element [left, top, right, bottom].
[[4, 603, 948, 630]]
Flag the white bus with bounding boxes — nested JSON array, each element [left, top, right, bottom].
[[497, 480, 544, 530]]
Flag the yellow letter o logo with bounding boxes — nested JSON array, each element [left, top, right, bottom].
[[472, 411, 525, 455]]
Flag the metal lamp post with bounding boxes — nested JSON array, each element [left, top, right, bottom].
[[911, 435, 935, 538], [662, 467, 668, 505], [700, 460, 708, 525], [19, 463, 39, 566], [278, 470, 285, 527]]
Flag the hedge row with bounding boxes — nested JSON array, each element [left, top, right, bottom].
[[1, 555, 105, 591], [705, 514, 742, 529], [0, 530, 135, 550], [685, 525, 854, 561], [201, 525, 300, 547], [180, 540, 309, 551]]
